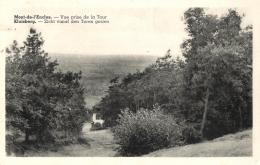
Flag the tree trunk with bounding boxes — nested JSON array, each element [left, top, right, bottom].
[[238, 96, 244, 130], [239, 106, 243, 130], [25, 130, 29, 142], [200, 87, 210, 137], [153, 91, 156, 105], [135, 100, 139, 111]]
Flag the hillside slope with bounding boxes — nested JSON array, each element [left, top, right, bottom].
[[21, 127, 251, 157], [143, 129, 252, 157]]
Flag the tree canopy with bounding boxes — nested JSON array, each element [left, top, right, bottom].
[[95, 8, 252, 139], [6, 28, 88, 145]]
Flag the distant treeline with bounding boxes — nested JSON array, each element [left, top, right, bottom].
[[95, 8, 252, 139]]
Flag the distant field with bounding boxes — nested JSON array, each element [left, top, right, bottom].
[[50, 54, 158, 108]]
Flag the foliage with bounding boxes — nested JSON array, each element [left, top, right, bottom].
[[112, 106, 183, 156], [94, 49, 185, 126], [181, 8, 252, 138], [5, 28, 89, 154], [97, 8, 252, 143], [6, 8, 252, 156]]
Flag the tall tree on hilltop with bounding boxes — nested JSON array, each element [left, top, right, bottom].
[[6, 28, 88, 144]]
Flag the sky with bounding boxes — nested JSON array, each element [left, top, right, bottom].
[[0, 2, 253, 57]]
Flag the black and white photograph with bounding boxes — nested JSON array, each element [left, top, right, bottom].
[[0, 0, 258, 164]]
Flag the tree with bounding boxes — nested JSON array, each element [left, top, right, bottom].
[[6, 28, 88, 145], [181, 8, 252, 138], [96, 8, 252, 141], [96, 50, 185, 126]]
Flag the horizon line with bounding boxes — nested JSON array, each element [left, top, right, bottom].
[[48, 52, 182, 58]]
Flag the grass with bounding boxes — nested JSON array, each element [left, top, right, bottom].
[[21, 123, 119, 157], [13, 124, 251, 157], [11, 123, 252, 157], [143, 129, 252, 157]]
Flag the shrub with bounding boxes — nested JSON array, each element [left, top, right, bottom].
[[112, 106, 183, 156]]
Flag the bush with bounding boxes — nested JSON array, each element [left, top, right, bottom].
[[112, 106, 183, 156]]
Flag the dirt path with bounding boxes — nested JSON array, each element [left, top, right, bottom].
[[80, 123, 119, 156], [24, 123, 119, 157]]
